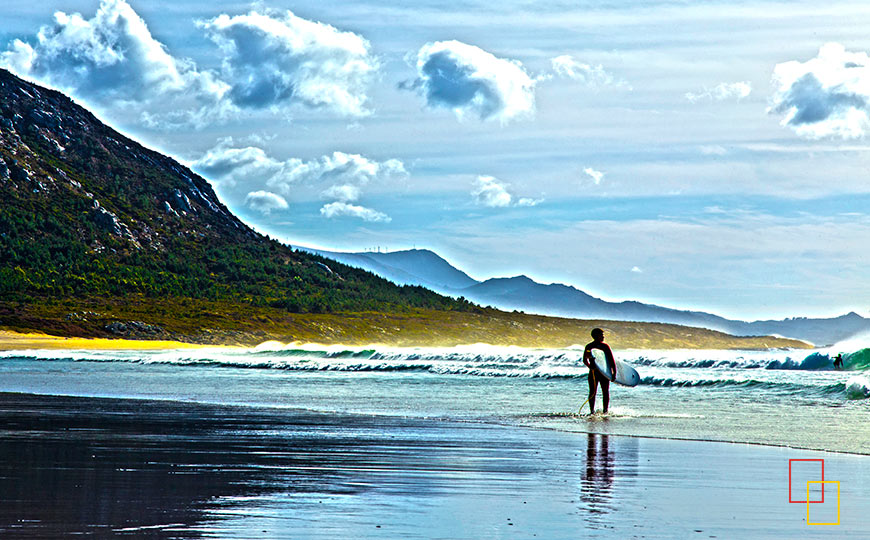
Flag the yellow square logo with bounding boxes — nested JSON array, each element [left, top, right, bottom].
[[806, 481, 840, 526]]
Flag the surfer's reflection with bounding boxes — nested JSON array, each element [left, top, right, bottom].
[[579, 432, 615, 521]]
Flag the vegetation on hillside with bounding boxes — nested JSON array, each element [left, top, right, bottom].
[[0, 68, 471, 316], [0, 297, 810, 349]]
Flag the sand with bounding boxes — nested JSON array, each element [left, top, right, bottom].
[[0, 330, 217, 351], [0, 392, 866, 539]]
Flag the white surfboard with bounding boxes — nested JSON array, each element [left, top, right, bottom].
[[590, 349, 640, 387]]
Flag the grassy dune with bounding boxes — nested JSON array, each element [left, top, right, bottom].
[[0, 298, 810, 350]]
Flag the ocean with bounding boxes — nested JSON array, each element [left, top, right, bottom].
[[2, 342, 868, 454]]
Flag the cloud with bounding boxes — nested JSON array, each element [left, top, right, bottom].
[[548, 55, 626, 88], [194, 140, 401, 222], [685, 81, 751, 103], [320, 202, 391, 222], [322, 184, 362, 202], [0, 1, 377, 127], [404, 40, 535, 123], [0, 0, 226, 118], [631, 266, 643, 273], [245, 190, 288, 214], [199, 9, 377, 116], [770, 43, 870, 139], [472, 175, 513, 207], [193, 139, 407, 194], [583, 167, 604, 185], [192, 141, 285, 187], [472, 175, 541, 207]]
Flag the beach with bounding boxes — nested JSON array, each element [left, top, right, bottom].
[[1, 342, 869, 538], [0, 330, 210, 351], [1, 392, 866, 539]]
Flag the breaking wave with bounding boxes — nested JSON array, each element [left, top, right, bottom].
[[639, 376, 869, 400], [845, 375, 870, 399], [0, 344, 866, 398]]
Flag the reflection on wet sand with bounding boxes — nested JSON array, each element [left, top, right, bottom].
[[580, 432, 616, 521], [576, 431, 639, 530], [0, 393, 546, 538]]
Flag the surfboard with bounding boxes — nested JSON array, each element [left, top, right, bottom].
[[590, 349, 640, 387]]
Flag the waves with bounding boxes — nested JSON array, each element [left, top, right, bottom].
[[845, 375, 870, 399], [0, 346, 591, 379], [2, 343, 869, 400], [632, 350, 870, 371], [640, 375, 851, 398]]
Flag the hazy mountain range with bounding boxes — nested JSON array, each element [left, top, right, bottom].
[[303, 247, 870, 346]]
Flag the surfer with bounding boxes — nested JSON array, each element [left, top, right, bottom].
[[833, 354, 844, 370], [583, 328, 617, 414]]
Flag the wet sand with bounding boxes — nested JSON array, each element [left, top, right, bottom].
[[0, 392, 867, 539]]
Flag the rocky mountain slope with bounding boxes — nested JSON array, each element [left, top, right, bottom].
[[0, 68, 468, 338]]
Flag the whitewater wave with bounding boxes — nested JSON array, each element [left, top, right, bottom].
[[0, 347, 591, 379], [845, 375, 870, 399], [1, 345, 867, 394], [628, 349, 870, 371]]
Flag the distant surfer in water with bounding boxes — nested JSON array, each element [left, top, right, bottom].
[[833, 354, 844, 370], [583, 328, 617, 414]]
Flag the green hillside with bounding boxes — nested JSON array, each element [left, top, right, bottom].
[[0, 68, 470, 317]]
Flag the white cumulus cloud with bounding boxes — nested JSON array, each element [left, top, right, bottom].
[[548, 55, 625, 88], [194, 140, 401, 222], [320, 202, 391, 222], [770, 43, 870, 139], [199, 9, 378, 116], [322, 184, 362, 202], [685, 81, 751, 103], [193, 139, 406, 193], [472, 175, 541, 208], [245, 190, 288, 214], [193, 141, 285, 187], [583, 167, 604, 185], [0, 0, 226, 118], [473, 175, 513, 207], [404, 40, 535, 123], [0, 1, 378, 127]]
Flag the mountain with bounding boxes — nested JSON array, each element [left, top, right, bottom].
[[303, 248, 478, 290], [0, 68, 468, 336], [308, 247, 870, 346], [0, 68, 809, 350]]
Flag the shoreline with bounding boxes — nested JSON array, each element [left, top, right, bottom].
[[0, 330, 230, 351], [1, 388, 865, 458], [1, 391, 866, 538], [0, 328, 812, 352]]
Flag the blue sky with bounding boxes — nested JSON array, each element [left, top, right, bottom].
[[3, 0, 870, 320]]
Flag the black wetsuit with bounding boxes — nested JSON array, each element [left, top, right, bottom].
[[583, 341, 617, 413]]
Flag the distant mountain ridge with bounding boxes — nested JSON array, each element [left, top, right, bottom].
[[304, 247, 870, 346]]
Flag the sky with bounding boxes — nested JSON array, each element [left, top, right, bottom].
[[3, 0, 870, 321]]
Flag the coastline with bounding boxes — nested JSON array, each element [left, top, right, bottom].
[[1, 301, 813, 350], [1, 391, 865, 538], [0, 325, 810, 352], [0, 330, 222, 351]]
